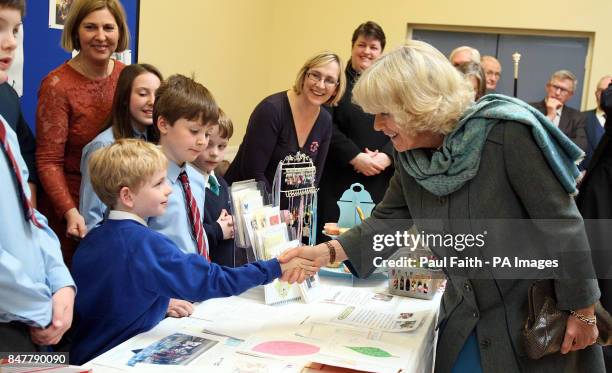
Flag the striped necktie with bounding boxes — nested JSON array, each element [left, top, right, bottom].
[[0, 118, 43, 228], [178, 171, 209, 260]]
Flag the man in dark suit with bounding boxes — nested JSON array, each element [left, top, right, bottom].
[[531, 70, 588, 168], [577, 79, 612, 373], [581, 75, 612, 169]]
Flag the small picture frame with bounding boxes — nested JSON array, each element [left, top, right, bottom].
[[49, 0, 75, 30]]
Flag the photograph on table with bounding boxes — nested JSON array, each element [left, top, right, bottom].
[[127, 333, 218, 366]]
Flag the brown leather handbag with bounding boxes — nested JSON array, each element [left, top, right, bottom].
[[523, 280, 612, 360]]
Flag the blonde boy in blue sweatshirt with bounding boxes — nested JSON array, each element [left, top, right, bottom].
[[70, 139, 316, 364]]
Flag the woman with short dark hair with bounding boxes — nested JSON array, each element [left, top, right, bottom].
[[317, 21, 393, 243]]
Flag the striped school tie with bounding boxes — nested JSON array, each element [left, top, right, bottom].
[[178, 171, 209, 261], [0, 117, 43, 228]]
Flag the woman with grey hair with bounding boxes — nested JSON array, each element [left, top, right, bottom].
[[281, 41, 604, 372], [456, 61, 486, 100]]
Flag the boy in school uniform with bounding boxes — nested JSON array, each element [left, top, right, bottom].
[[148, 74, 215, 256], [0, 0, 75, 351], [70, 139, 316, 364], [193, 109, 247, 267], [147, 74, 216, 318], [0, 0, 37, 205]]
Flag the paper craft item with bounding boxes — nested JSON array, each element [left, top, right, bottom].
[[264, 279, 302, 306], [242, 205, 281, 255], [262, 239, 302, 305], [240, 323, 408, 373], [253, 223, 289, 261], [321, 288, 397, 310], [331, 306, 426, 333], [230, 180, 266, 248], [298, 273, 323, 303]]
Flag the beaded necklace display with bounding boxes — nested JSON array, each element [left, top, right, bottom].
[[272, 151, 318, 244]]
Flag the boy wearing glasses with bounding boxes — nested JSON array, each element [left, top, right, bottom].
[[531, 70, 588, 166]]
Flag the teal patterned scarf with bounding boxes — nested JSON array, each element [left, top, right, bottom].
[[397, 94, 584, 196]]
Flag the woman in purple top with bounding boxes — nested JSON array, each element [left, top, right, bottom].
[[226, 51, 346, 193]]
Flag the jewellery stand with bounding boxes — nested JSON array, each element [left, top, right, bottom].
[[272, 151, 318, 245]]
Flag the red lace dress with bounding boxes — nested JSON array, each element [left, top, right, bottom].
[[36, 60, 125, 266]]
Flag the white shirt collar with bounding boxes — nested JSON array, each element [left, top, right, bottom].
[[190, 162, 210, 183], [596, 108, 606, 127], [108, 210, 147, 226]]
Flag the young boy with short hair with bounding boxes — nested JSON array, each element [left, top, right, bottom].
[[193, 108, 246, 266], [70, 139, 315, 364], [148, 74, 216, 257], [0, 0, 75, 351]]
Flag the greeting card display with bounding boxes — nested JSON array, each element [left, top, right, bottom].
[[230, 179, 269, 254]]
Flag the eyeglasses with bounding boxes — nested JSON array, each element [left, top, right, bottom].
[[547, 83, 573, 96], [306, 71, 339, 89]]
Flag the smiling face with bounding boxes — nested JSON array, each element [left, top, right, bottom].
[[373, 113, 443, 152], [77, 8, 119, 64], [129, 72, 161, 133], [351, 35, 383, 72], [0, 6, 21, 84], [301, 60, 341, 107], [129, 168, 172, 219], [158, 116, 212, 165]]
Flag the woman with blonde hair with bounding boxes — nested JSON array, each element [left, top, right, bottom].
[[281, 40, 603, 372], [36, 0, 129, 265], [225, 51, 346, 195]]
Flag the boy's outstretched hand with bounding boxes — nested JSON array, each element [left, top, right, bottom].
[[279, 255, 320, 284]]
